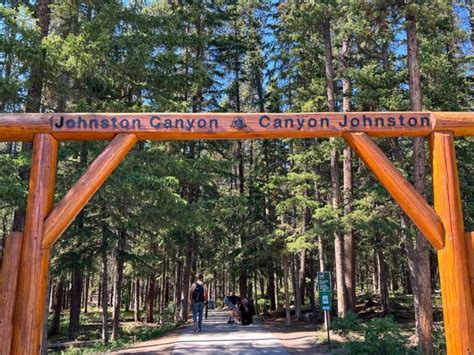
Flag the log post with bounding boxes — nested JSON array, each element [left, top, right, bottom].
[[11, 134, 58, 354], [430, 132, 474, 353], [0, 232, 23, 354], [466, 232, 474, 312]]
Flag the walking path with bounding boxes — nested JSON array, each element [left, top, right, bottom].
[[117, 310, 289, 354]]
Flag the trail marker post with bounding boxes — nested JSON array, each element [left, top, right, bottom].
[[318, 271, 332, 349]]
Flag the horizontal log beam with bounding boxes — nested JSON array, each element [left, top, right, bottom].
[[343, 132, 445, 250], [0, 112, 473, 141], [42, 134, 137, 249]]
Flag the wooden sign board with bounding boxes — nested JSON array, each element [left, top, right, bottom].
[[51, 112, 431, 140], [0, 112, 473, 141]]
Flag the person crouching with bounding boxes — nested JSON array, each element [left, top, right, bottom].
[[239, 298, 253, 325]]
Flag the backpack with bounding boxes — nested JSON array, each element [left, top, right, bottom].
[[192, 283, 205, 302]]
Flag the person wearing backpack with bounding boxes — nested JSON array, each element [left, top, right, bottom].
[[189, 273, 207, 332]]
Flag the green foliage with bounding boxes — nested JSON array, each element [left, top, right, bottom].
[[331, 311, 360, 338], [332, 315, 413, 355]]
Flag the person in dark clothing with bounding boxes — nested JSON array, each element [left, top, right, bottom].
[[224, 294, 242, 324], [239, 298, 253, 325], [189, 274, 208, 332]]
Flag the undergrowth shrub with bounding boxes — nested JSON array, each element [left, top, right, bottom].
[[332, 313, 413, 354]]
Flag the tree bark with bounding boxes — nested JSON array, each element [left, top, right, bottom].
[[341, 33, 356, 313], [283, 255, 291, 326], [377, 248, 392, 314], [146, 275, 156, 323], [161, 254, 168, 314], [174, 249, 182, 322], [267, 263, 276, 310], [309, 251, 316, 312], [292, 255, 302, 319], [322, 13, 347, 318], [318, 235, 325, 272], [298, 249, 306, 306], [68, 268, 83, 340], [180, 244, 193, 321], [112, 230, 125, 340], [83, 273, 89, 313], [101, 221, 109, 345], [406, 7, 434, 353], [51, 277, 65, 334], [134, 276, 140, 321]]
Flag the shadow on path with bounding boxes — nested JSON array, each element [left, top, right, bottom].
[[116, 310, 289, 355]]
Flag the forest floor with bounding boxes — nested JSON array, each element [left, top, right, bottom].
[[261, 318, 347, 354], [49, 294, 445, 353]]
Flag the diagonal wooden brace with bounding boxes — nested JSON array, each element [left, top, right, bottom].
[[42, 133, 137, 249], [343, 132, 445, 250]]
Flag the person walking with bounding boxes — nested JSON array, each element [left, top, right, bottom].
[[189, 273, 207, 332]]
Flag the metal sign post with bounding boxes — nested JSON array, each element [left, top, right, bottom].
[[318, 271, 332, 349]]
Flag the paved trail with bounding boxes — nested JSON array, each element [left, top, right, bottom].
[[117, 310, 289, 354]]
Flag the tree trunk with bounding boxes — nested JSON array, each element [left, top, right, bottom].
[[68, 268, 83, 340], [343, 146, 356, 313], [373, 252, 379, 293], [406, 7, 434, 353], [267, 264, 276, 310], [134, 276, 140, 321], [98, 282, 101, 308], [377, 248, 392, 314], [237, 138, 248, 299], [146, 275, 156, 323], [275, 273, 279, 308], [83, 273, 89, 313], [341, 32, 356, 313], [309, 251, 316, 312], [283, 255, 291, 326], [292, 255, 302, 319], [174, 250, 182, 322], [318, 235, 325, 272], [101, 222, 109, 345], [180, 244, 193, 321], [51, 277, 65, 334], [298, 249, 306, 306], [161, 254, 167, 314], [112, 230, 125, 340], [322, 13, 346, 318], [125, 279, 131, 312]]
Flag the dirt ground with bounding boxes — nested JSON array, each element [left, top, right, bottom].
[[261, 317, 348, 354]]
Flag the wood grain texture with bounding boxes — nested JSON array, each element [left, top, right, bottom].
[[42, 134, 137, 249], [11, 134, 58, 355], [343, 132, 445, 250], [0, 114, 51, 141], [432, 112, 474, 136], [0, 232, 23, 354], [466, 232, 474, 315], [431, 132, 474, 354], [0, 112, 473, 140]]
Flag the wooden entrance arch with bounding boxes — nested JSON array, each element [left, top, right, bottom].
[[0, 111, 473, 354]]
